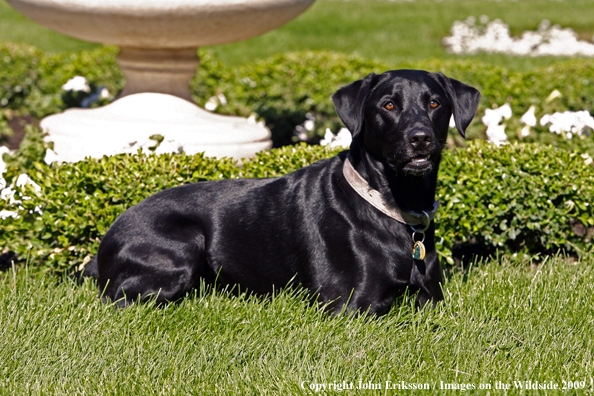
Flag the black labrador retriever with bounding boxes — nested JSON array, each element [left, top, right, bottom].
[[82, 69, 480, 315]]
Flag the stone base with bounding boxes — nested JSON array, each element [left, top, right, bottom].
[[40, 93, 272, 163]]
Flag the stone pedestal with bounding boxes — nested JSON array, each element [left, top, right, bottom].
[[117, 48, 201, 101], [7, 0, 316, 161]]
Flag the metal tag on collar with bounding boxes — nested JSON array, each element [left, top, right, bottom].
[[412, 238, 426, 260], [411, 211, 431, 260]]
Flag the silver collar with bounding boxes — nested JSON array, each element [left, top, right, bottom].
[[342, 157, 439, 230]]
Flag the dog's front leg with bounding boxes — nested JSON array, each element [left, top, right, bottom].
[[411, 253, 444, 309]]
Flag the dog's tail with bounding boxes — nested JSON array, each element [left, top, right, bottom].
[[72, 255, 99, 284]]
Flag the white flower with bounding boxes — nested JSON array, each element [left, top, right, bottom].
[[320, 128, 352, 148], [539, 110, 594, 137], [294, 125, 308, 141], [217, 93, 227, 106], [520, 126, 531, 137], [205, 94, 228, 111], [0, 210, 18, 220], [99, 87, 110, 99], [320, 128, 334, 146], [15, 173, 41, 193], [204, 96, 218, 111], [304, 113, 316, 132], [485, 124, 508, 147], [0, 172, 43, 220], [545, 90, 562, 103], [539, 114, 551, 128], [482, 103, 512, 146], [294, 113, 317, 141], [0, 173, 42, 206], [520, 105, 537, 127], [482, 103, 512, 126], [44, 149, 60, 165], [61, 76, 91, 93], [449, 115, 456, 129], [0, 185, 11, 201]]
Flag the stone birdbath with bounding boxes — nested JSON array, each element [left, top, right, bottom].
[[6, 0, 315, 162]]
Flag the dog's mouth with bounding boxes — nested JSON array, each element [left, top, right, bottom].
[[402, 154, 433, 176], [411, 154, 431, 164]]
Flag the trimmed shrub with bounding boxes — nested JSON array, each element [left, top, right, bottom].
[[1, 150, 240, 273], [191, 51, 386, 146], [2, 42, 594, 270], [2, 125, 53, 172], [437, 141, 594, 262], [0, 43, 123, 118], [1, 141, 592, 273]]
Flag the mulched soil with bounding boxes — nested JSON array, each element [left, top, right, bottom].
[[5, 114, 36, 150], [1, 116, 34, 272]]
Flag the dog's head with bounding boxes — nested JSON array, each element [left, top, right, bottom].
[[333, 70, 480, 176]]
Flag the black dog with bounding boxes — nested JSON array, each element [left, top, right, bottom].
[[82, 70, 480, 315]]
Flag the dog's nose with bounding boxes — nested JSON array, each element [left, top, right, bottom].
[[408, 129, 433, 149]]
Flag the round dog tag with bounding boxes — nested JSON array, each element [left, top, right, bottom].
[[413, 240, 426, 260]]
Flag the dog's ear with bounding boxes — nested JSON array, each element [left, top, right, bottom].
[[439, 75, 481, 138], [332, 73, 378, 137]]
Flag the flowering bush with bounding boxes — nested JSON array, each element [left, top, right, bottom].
[[475, 101, 594, 156], [443, 16, 594, 57]]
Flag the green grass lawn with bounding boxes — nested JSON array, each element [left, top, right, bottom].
[[2, 0, 594, 394], [210, 0, 594, 70], [4, 0, 594, 70], [1, 255, 592, 394]]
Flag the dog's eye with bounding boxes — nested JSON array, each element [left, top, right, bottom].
[[384, 102, 395, 110], [430, 100, 440, 109]]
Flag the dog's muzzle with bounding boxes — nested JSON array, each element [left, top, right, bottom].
[[402, 154, 434, 176]]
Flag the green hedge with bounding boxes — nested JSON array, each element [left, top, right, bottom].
[[2, 42, 594, 152], [1, 141, 592, 273], [437, 142, 594, 262], [190, 51, 384, 145], [0, 142, 344, 273], [0, 43, 122, 118]]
